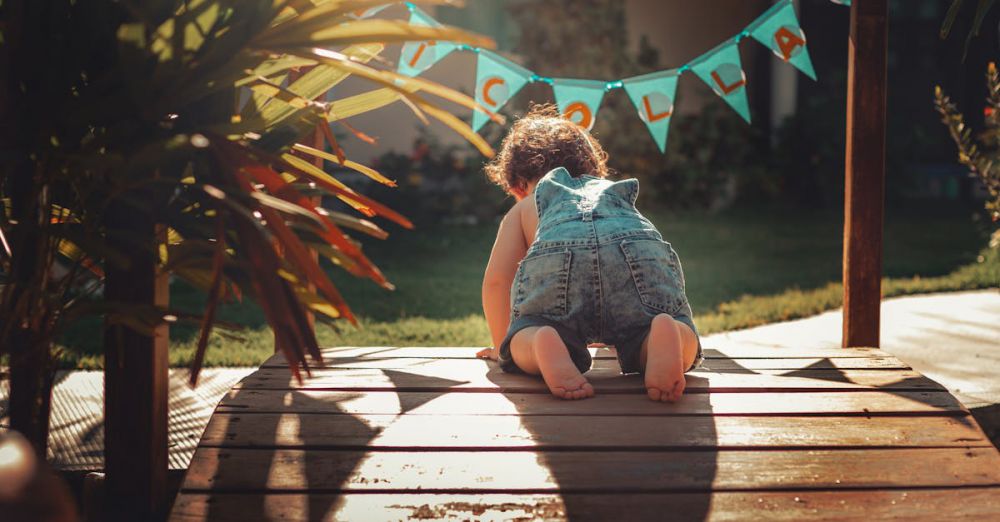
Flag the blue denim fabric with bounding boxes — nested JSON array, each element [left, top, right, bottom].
[[498, 167, 703, 375]]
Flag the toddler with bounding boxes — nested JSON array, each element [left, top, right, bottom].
[[477, 105, 703, 402]]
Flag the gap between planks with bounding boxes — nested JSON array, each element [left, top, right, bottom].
[[261, 346, 896, 367], [178, 447, 1000, 492], [235, 366, 944, 394], [214, 389, 968, 416], [195, 413, 991, 449]]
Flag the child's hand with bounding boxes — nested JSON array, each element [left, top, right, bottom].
[[477, 347, 498, 361]]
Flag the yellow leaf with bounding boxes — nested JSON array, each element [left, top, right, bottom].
[[292, 143, 397, 186]]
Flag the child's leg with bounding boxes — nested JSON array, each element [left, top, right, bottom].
[[510, 326, 595, 400], [639, 314, 699, 402]]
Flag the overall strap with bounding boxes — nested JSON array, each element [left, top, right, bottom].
[[533, 167, 582, 218]]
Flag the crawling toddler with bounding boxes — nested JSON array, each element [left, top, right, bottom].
[[477, 105, 702, 402]]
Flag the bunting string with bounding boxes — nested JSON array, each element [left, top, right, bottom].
[[358, 0, 848, 153]]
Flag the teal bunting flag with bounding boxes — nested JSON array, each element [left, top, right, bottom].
[[552, 79, 607, 131], [472, 51, 534, 132], [748, 0, 816, 80], [389, 0, 845, 151], [690, 38, 751, 123], [397, 6, 457, 76], [622, 69, 680, 153]]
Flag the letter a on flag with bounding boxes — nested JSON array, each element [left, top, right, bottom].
[[622, 69, 680, 153], [748, 0, 816, 80], [690, 38, 751, 123], [552, 79, 607, 131], [473, 51, 533, 132], [397, 6, 457, 77]]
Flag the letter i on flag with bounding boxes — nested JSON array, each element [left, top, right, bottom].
[[748, 0, 816, 80], [473, 51, 533, 132], [622, 69, 679, 153], [552, 79, 608, 131], [398, 6, 457, 77], [690, 38, 751, 123]]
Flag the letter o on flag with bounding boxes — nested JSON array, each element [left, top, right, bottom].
[[563, 101, 594, 130]]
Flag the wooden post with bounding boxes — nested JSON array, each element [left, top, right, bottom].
[[104, 212, 169, 521], [843, 0, 888, 348]]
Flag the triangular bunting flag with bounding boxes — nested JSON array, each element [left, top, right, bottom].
[[473, 51, 534, 132], [622, 69, 680, 153], [748, 0, 817, 80], [397, 6, 457, 77], [690, 38, 751, 123], [552, 79, 607, 130]]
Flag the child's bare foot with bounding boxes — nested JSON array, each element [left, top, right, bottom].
[[643, 314, 686, 402], [533, 327, 594, 400]]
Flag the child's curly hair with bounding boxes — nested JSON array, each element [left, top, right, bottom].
[[485, 104, 610, 196]]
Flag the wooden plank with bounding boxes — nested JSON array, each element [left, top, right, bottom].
[[262, 356, 909, 371], [216, 389, 967, 416], [196, 413, 990, 449], [237, 363, 944, 393], [842, 0, 888, 347], [261, 346, 894, 366], [180, 447, 1000, 492], [169, 488, 1000, 522]]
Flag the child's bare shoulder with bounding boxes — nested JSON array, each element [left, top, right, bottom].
[[512, 196, 538, 245]]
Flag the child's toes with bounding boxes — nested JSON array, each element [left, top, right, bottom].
[[647, 387, 663, 402]]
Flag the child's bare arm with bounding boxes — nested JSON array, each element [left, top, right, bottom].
[[479, 203, 529, 359]]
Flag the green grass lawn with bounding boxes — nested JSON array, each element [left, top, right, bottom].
[[57, 203, 998, 368]]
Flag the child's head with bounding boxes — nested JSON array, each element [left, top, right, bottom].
[[485, 104, 609, 199]]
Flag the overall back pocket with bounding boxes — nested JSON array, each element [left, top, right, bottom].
[[619, 239, 686, 315], [512, 250, 573, 318]]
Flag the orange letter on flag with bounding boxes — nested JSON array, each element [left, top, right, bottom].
[[711, 69, 745, 95], [408, 41, 437, 67], [563, 102, 593, 129], [482, 77, 505, 106], [642, 95, 671, 122], [774, 27, 805, 62]]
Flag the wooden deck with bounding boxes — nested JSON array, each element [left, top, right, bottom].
[[169, 346, 1000, 521]]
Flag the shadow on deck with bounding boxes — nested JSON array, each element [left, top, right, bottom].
[[168, 346, 1000, 521]]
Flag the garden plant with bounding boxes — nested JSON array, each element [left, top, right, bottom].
[[0, 0, 498, 456]]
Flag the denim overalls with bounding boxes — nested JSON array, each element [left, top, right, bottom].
[[498, 167, 703, 375]]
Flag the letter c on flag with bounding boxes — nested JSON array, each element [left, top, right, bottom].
[[482, 77, 506, 107], [563, 102, 593, 129]]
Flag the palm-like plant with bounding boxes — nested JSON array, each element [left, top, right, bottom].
[[0, 0, 500, 453]]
